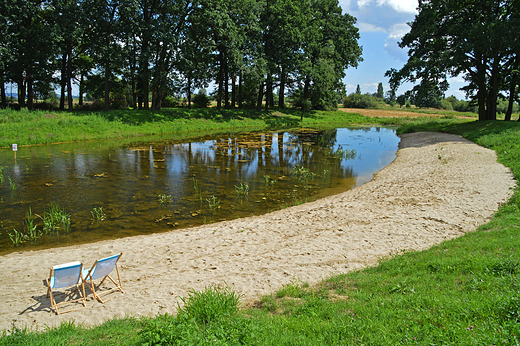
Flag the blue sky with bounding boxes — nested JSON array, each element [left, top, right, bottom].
[[339, 0, 467, 100]]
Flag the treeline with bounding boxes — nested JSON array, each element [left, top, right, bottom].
[[0, 0, 362, 112], [386, 0, 520, 121]]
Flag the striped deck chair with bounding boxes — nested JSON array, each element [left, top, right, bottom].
[[45, 261, 86, 315], [82, 253, 125, 303]]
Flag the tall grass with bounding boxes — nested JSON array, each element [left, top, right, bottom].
[[1, 117, 519, 345]]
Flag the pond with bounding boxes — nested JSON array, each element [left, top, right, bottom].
[[0, 127, 400, 254]]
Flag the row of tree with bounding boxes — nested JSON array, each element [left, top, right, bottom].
[[387, 0, 520, 121], [0, 0, 363, 112]]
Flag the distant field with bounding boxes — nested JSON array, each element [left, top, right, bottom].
[[339, 107, 477, 119]]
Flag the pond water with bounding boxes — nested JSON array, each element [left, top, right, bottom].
[[0, 127, 400, 254]]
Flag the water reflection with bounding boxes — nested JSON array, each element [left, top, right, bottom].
[[0, 127, 400, 254]]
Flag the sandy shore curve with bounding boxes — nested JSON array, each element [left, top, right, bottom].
[[0, 132, 516, 332]]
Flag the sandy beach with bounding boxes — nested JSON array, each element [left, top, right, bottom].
[[0, 132, 516, 333]]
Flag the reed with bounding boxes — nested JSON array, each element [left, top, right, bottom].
[[158, 194, 173, 206], [206, 195, 220, 212], [6, 229, 26, 247], [39, 203, 71, 234], [234, 182, 249, 196], [91, 206, 106, 222], [24, 207, 41, 241], [292, 165, 316, 181], [7, 177, 15, 190]]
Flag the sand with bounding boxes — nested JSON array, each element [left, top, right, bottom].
[[0, 132, 516, 333]]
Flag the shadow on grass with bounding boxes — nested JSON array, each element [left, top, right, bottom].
[[72, 107, 317, 128]]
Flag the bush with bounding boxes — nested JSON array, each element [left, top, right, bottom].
[[193, 90, 210, 108], [453, 100, 477, 113], [440, 98, 453, 110], [162, 96, 180, 108], [343, 93, 379, 109]]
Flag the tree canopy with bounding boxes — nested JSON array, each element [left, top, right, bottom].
[[0, 0, 362, 112], [386, 0, 520, 121]]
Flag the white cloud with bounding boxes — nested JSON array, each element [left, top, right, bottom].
[[357, 22, 387, 32], [362, 82, 379, 93], [357, 0, 418, 14], [378, 0, 418, 14], [383, 23, 410, 61], [389, 23, 410, 36]]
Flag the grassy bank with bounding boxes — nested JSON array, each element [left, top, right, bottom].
[[1, 113, 519, 345], [0, 107, 419, 148]]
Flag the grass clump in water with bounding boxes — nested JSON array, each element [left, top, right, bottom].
[[38, 203, 71, 234]]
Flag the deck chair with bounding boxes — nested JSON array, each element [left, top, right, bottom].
[[82, 252, 125, 303], [45, 261, 86, 315]]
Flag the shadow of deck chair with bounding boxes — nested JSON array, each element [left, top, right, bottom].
[[82, 252, 125, 303], [45, 261, 86, 315]]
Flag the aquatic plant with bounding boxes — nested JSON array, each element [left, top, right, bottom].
[[8, 177, 16, 190], [206, 195, 220, 211], [39, 203, 71, 234], [193, 179, 203, 205], [334, 147, 356, 160], [292, 165, 316, 181], [234, 182, 249, 196], [158, 194, 173, 206], [263, 175, 277, 187], [24, 207, 41, 241], [6, 229, 27, 247], [91, 206, 106, 222], [0, 167, 4, 184]]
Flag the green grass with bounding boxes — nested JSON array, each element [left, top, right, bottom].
[[1, 113, 519, 345], [0, 107, 397, 148]]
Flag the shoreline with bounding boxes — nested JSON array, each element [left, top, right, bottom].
[[0, 132, 516, 332]]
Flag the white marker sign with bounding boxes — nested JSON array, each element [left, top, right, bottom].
[[12, 144, 17, 151]]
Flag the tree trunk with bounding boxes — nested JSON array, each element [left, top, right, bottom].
[[231, 75, 236, 108], [104, 58, 110, 111], [217, 49, 224, 111], [60, 53, 67, 110], [505, 74, 516, 121], [27, 71, 34, 110], [1, 79, 7, 108], [130, 38, 137, 109], [265, 77, 272, 111], [256, 81, 264, 110], [278, 66, 285, 109], [238, 72, 242, 108], [187, 75, 192, 109], [224, 62, 229, 108], [486, 60, 499, 121], [18, 77, 26, 108], [79, 73, 84, 106], [67, 44, 74, 110]]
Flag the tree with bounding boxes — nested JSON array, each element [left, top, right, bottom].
[[386, 0, 518, 120], [298, 0, 362, 110], [396, 94, 407, 108], [4, 0, 56, 110], [376, 82, 383, 99], [355, 84, 361, 94]]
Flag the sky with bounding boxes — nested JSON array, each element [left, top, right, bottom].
[[338, 0, 467, 99]]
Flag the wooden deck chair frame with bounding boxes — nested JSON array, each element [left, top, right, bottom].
[[83, 252, 125, 303], [45, 261, 86, 315]]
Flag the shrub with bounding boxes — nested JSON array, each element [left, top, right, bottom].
[[343, 93, 379, 109], [440, 98, 453, 110], [193, 90, 210, 108]]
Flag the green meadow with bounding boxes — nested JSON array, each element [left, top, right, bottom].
[[1, 108, 519, 345]]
